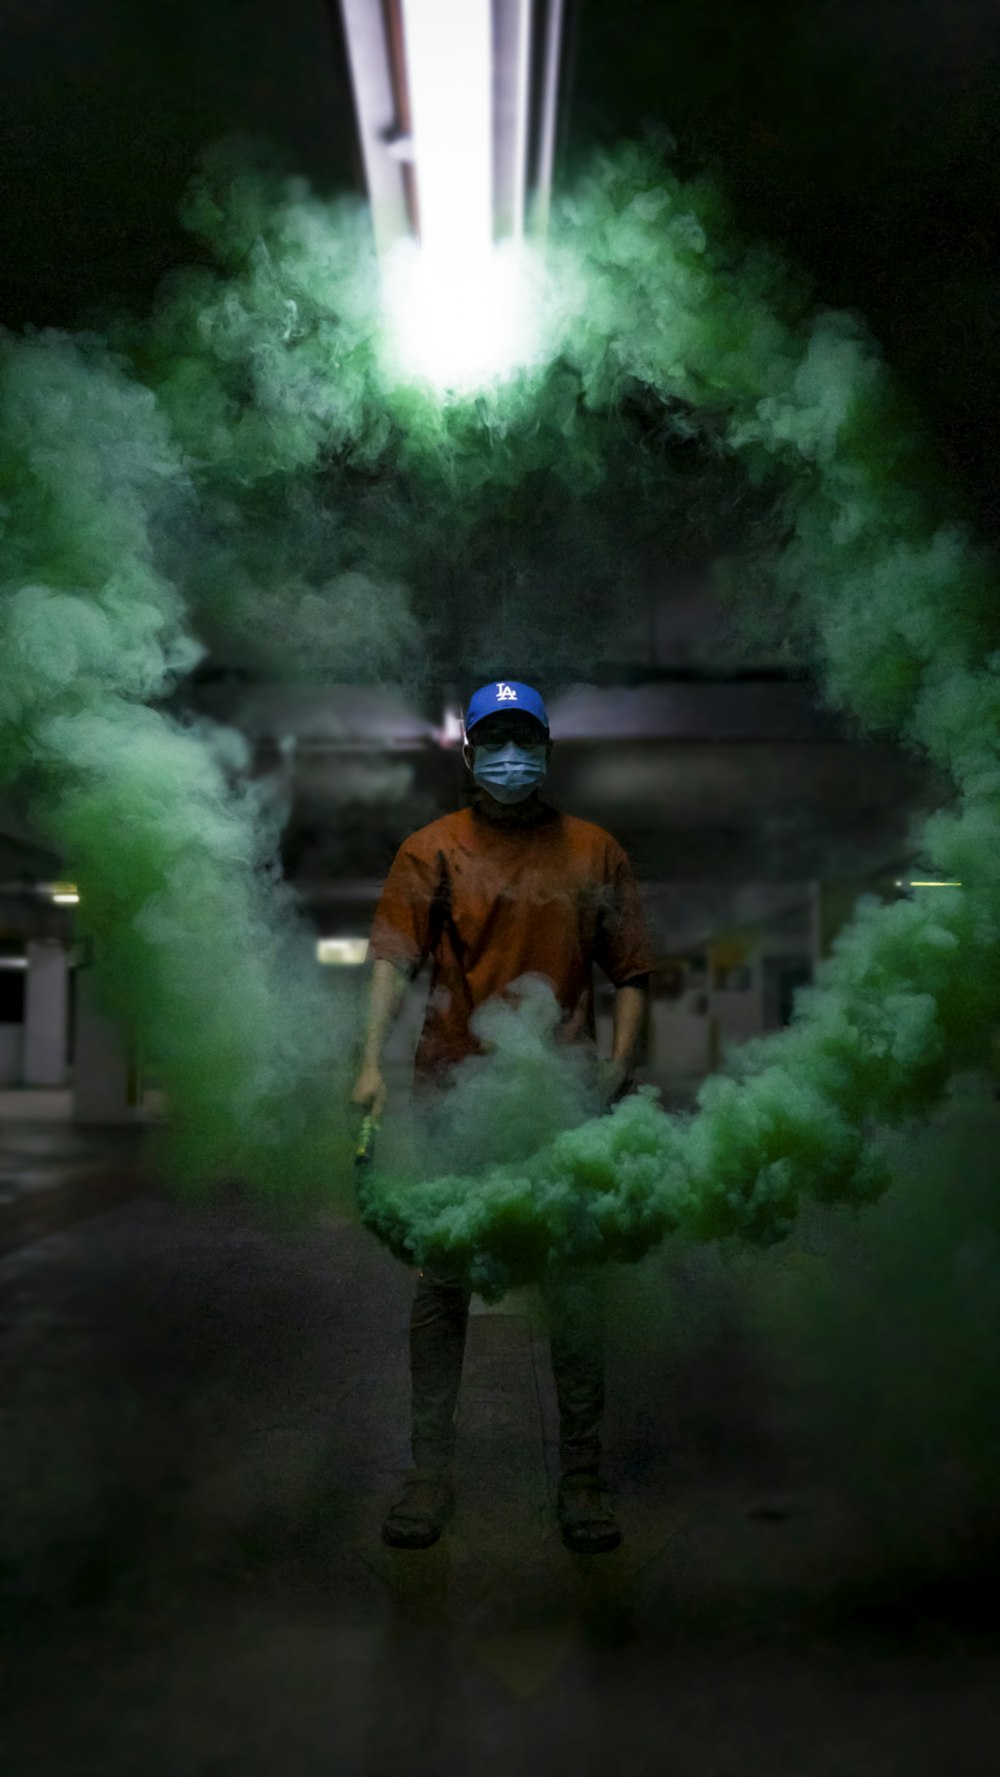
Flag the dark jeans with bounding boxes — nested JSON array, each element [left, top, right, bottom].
[[409, 1265, 605, 1476]]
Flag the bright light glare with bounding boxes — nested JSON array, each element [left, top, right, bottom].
[[401, 0, 492, 272], [385, 0, 535, 393], [317, 938, 369, 966], [382, 235, 539, 393]]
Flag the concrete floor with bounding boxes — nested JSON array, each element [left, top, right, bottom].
[[2, 1112, 1000, 1775], [0, 1113, 145, 1255]]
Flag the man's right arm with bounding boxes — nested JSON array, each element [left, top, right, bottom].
[[352, 833, 439, 1117], [350, 957, 411, 1118]]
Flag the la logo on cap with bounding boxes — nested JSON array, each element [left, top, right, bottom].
[[496, 683, 518, 701]]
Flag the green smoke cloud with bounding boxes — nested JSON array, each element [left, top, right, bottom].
[[0, 330, 361, 1204], [358, 146, 1000, 1295], [2, 141, 998, 1298]]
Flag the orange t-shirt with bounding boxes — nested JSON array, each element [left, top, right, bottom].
[[368, 803, 655, 1082]]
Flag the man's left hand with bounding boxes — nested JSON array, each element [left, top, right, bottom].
[[596, 1056, 632, 1109]]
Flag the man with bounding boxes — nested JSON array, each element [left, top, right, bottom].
[[351, 680, 654, 1553]]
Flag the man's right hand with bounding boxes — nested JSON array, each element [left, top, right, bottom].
[[351, 1063, 388, 1121]]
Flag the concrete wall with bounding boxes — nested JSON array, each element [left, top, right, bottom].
[[72, 971, 139, 1126], [0, 1025, 22, 1086], [650, 998, 712, 1077], [24, 941, 69, 1087]]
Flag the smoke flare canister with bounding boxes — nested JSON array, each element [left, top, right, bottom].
[[355, 1113, 380, 1171]]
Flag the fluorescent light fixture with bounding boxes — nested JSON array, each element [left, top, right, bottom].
[[384, 0, 533, 392], [894, 880, 962, 888], [511, 0, 532, 241], [0, 957, 28, 970], [43, 882, 80, 904], [317, 937, 369, 966], [401, 0, 492, 274], [440, 705, 465, 744], [383, 235, 537, 392]]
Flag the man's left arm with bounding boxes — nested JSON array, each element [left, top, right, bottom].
[[611, 976, 649, 1071], [598, 976, 649, 1104], [594, 840, 656, 1106]]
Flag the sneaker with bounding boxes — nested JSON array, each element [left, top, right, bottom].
[[382, 1468, 455, 1549], [557, 1471, 622, 1554]]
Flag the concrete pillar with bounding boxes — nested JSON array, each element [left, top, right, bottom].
[[24, 940, 70, 1086], [72, 969, 141, 1125], [0, 1022, 23, 1086]]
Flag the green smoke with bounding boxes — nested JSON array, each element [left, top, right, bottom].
[[0, 330, 360, 1204], [2, 141, 998, 1295], [358, 148, 1000, 1294], [596, 1080, 1000, 1580]]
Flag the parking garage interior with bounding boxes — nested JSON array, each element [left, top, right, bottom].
[[3, 3, 1000, 1773]]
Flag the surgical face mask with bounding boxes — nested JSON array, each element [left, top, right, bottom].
[[471, 739, 547, 804]]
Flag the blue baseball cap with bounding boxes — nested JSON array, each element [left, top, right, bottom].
[[464, 680, 550, 736]]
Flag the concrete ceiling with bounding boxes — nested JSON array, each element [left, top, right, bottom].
[[1, 0, 982, 942], [239, 675, 945, 892]]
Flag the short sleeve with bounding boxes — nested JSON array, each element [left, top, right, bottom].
[[593, 840, 656, 986], [367, 840, 441, 976]]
